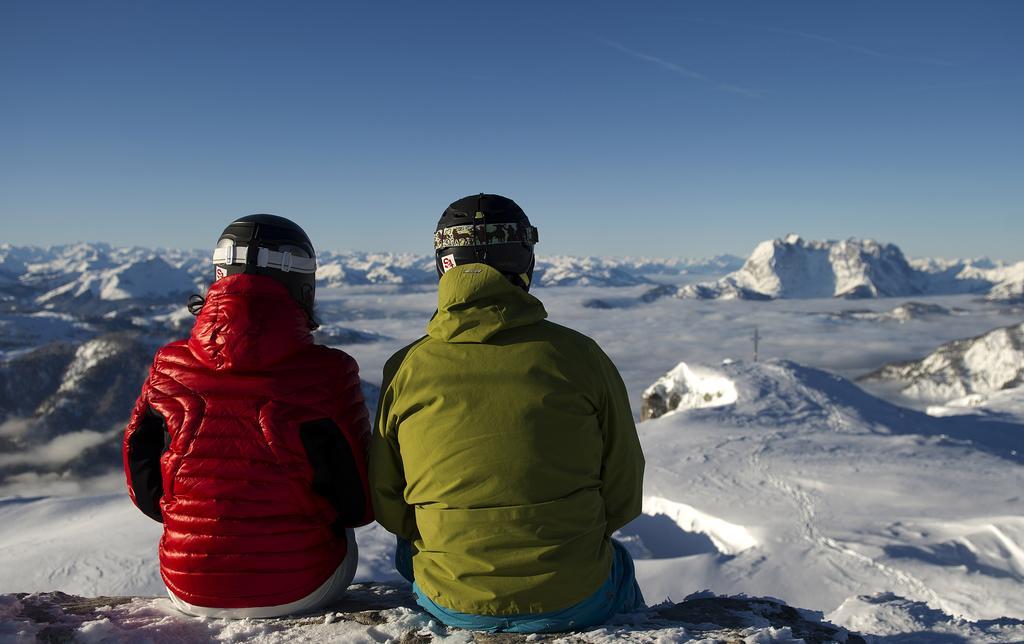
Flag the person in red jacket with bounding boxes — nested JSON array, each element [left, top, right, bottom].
[[123, 214, 373, 618]]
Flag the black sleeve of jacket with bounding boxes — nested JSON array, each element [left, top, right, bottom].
[[300, 418, 366, 536], [126, 406, 169, 523]]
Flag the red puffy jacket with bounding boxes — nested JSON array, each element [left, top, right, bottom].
[[123, 274, 373, 609]]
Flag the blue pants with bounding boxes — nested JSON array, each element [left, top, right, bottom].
[[395, 538, 645, 633]]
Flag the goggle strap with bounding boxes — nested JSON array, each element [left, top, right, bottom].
[[212, 243, 317, 274]]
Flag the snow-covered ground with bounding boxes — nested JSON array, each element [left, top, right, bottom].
[[2, 242, 1024, 641]]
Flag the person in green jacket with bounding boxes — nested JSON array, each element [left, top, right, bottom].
[[369, 194, 646, 633]]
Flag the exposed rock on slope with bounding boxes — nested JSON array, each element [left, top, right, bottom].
[[641, 362, 738, 420], [31, 335, 158, 437], [640, 359, 917, 429], [0, 343, 79, 422], [0, 334, 157, 484], [10, 587, 1021, 642], [860, 322, 1024, 403], [0, 585, 865, 643]]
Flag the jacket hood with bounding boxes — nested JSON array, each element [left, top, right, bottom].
[[427, 264, 547, 343], [188, 274, 313, 371]]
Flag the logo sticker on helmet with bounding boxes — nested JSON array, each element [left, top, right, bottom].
[[215, 266, 227, 281], [441, 254, 458, 273]]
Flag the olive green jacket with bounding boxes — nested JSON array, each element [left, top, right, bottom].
[[369, 264, 644, 615]]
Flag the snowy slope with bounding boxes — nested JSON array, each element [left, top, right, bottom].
[[2, 359, 1021, 632], [631, 360, 1024, 624], [12, 243, 204, 294], [987, 263, 1024, 302], [36, 257, 196, 304], [861, 321, 1024, 404], [828, 593, 1024, 642], [316, 251, 437, 286]]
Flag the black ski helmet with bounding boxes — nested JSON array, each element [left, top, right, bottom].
[[212, 214, 318, 321], [434, 194, 539, 290]]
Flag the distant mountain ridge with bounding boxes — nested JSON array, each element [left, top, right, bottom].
[[668, 234, 1024, 301], [0, 242, 744, 299], [6, 239, 1021, 302], [861, 321, 1024, 404]]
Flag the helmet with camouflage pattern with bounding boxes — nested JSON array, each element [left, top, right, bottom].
[[434, 194, 539, 291]]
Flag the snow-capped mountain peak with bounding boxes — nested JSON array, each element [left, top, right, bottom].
[[36, 256, 197, 304], [680, 235, 922, 300]]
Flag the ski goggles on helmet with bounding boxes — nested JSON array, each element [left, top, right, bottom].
[[212, 239, 317, 274], [434, 222, 539, 251]]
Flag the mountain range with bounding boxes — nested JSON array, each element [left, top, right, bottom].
[[5, 238, 1023, 309], [0, 242, 745, 304]]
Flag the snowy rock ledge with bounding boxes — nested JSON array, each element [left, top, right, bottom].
[[641, 362, 738, 421], [0, 583, 865, 643]]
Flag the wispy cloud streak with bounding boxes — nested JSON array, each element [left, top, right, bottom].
[[755, 24, 955, 67], [599, 38, 766, 98], [680, 17, 955, 68]]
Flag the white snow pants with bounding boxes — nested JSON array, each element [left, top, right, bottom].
[[166, 528, 358, 619]]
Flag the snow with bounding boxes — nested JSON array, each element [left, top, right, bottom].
[[679, 236, 922, 300], [641, 361, 739, 420], [926, 387, 1024, 419], [7, 239, 1018, 301], [0, 312, 94, 352], [829, 593, 1024, 643], [2, 241, 1024, 641], [37, 257, 197, 303], [2, 355, 1022, 640], [989, 264, 1024, 302], [639, 496, 758, 555], [2, 243, 744, 298], [864, 321, 1024, 404], [0, 585, 863, 643], [55, 338, 125, 395]]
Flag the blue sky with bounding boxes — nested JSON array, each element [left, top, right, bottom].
[[2, 1, 1022, 260]]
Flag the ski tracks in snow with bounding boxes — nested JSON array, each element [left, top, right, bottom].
[[748, 437, 946, 610]]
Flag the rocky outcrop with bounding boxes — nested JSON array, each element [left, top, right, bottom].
[[0, 585, 864, 643]]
